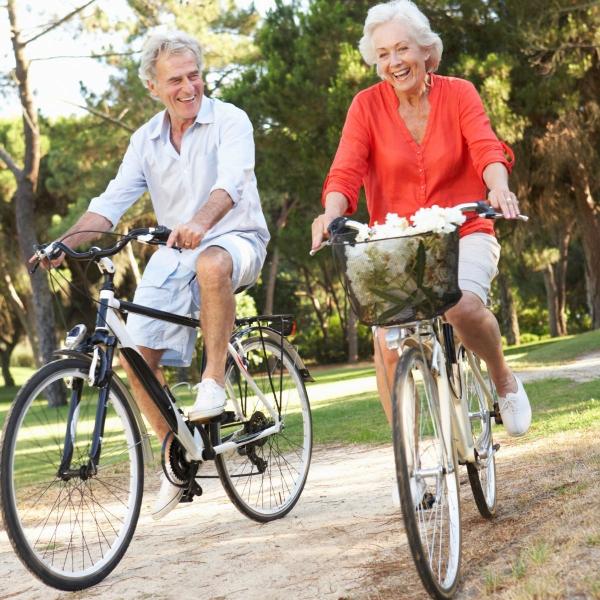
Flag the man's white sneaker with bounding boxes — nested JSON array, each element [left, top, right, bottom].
[[498, 375, 531, 437], [152, 439, 185, 520], [188, 378, 226, 422], [152, 472, 184, 520]]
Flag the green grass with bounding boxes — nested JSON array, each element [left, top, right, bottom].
[[1, 328, 599, 460], [504, 328, 600, 367], [309, 392, 391, 445], [523, 378, 600, 438]]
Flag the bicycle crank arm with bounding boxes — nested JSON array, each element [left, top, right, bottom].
[[211, 421, 282, 456]]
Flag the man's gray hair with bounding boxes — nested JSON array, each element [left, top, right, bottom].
[[138, 30, 203, 83], [358, 0, 443, 73]]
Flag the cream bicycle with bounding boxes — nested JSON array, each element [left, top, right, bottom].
[[325, 201, 527, 599]]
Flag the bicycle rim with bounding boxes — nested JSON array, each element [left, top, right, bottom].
[[215, 338, 312, 522], [0, 359, 143, 590], [392, 347, 461, 599], [459, 347, 497, 518]]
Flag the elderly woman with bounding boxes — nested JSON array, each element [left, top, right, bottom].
[[311, 0, 531, 436]]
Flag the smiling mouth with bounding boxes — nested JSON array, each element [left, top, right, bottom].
[[178, 95, 196, 103], [392, 68, 411, 81]]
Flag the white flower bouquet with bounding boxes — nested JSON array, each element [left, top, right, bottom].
[[332, 206, 465, 326]]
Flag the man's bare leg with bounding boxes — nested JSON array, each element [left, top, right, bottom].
[[196, 246, 235, 384], [119, 346, 170, 441]]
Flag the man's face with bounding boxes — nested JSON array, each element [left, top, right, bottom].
[[147, 50, 204, 127]]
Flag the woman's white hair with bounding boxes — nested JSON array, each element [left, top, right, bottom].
[[138, 30, 203, 83], [358, 0, 443, 73]]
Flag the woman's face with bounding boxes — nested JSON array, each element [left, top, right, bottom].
[[372, 20, 429, 96]]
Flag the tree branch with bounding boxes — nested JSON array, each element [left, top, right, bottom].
[[22, 0, 97, 46], [30, 51, 138, 62], [64, 101, 135, 133], [0, 144, 22, 177]]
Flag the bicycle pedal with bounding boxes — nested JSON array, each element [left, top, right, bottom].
[[492, 402, 503, 425], [180, 481, 203, 503]]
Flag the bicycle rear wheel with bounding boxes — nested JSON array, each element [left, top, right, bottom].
[[392, 347, 461, 599], [215, 337, 312, 522], [0, 358, 143, 591], [457, 346, 497, 519]]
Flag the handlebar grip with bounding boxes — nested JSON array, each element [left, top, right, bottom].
[[327, 217, 350, 236], [152, 225, 172, 242]]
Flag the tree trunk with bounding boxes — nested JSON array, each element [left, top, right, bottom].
[[300, 266, 328, 343], [553, 222, 572, 337], [496, 270, 520, 346], [2, 270, 37, 358], [572, 178, 600, 329], [542, 265, 560, 338], [0, 344, 17, 387], [346, 305, 358, 363], [264, 245, 279, 315], [8, 0, 62, 405]]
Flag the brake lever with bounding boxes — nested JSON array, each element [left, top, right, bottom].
[[309, 241, 329, 256]]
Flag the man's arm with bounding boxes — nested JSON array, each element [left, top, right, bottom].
[[166, 189, 233, 249], [29, 211, 113, 268]]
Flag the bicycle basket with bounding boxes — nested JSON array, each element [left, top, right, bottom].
[[331, 230, 462, 326]]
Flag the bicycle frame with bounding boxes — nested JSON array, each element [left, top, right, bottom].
[[64, 256, 295, 472], [385, 320, 491, 466]]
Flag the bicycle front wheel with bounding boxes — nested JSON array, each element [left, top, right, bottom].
[[0, 358, 144, 591], [392, 347, 461, 599], [457, 346, 497, 519], [215, 337, 312, 522]]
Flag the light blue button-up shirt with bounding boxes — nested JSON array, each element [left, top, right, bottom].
[[88, 95, 269, 282]]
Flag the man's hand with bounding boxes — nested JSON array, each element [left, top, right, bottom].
[[166, 221, 207, 249], [487, 188, 520, 219], [28, 244, 66, 271]]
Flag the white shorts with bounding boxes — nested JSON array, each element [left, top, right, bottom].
[[458, 233, 501, 305], [126, 234, 265, 367]]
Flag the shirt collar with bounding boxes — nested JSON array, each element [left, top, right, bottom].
[[148, 95, 214, 141]]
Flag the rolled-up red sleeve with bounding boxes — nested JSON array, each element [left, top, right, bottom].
[[321, 96, 371, 213], [458, 80, 514, 179]]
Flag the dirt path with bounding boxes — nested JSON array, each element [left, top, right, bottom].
[[1, 354, 599, 600]]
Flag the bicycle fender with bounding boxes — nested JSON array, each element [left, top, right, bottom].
[[53, 349, 154, 464], [237, 328, 314, 382]]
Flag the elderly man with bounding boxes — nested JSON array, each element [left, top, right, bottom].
[[45, 30, 270, 519]]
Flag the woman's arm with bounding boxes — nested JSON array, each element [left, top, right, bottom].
[[311, 192, 349, 251], [483, 162, 520, 219]]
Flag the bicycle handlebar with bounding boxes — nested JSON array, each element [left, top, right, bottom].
[[336, 202, 528, 235], [309, 201, 528, 256], [30, 225, 174, 272]]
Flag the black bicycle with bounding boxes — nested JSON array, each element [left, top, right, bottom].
[[0, 226, 313, 591]]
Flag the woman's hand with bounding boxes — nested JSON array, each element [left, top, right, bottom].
[[311, 192, 350, 251], [487, 188, 520, 219], [311, 213, 337, 251]]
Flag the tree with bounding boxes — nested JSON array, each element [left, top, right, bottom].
[[0, 1, 99, 403]]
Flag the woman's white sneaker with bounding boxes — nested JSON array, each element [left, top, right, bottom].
[[188, 378, 226, 422], [498, 375, 531, 437]]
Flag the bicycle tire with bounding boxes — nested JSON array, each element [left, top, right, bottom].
[[392, 347, 461, 599], [457, 346, 497, 519], [0, 358, 144, 591], [215, 337, 312, 522]]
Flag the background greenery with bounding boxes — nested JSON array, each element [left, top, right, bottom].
[[1, 0, 600, 384]]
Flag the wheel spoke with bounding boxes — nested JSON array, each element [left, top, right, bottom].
[[1, 360, 143, 589], [215, 338, 311, 520]]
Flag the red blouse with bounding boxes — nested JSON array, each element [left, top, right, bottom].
[[322, 74, 514, 237]]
